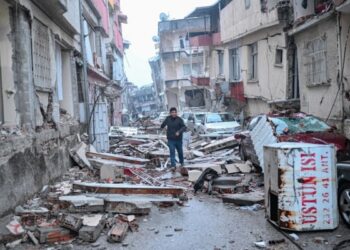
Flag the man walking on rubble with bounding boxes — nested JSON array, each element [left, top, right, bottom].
[[160, 107, 186, 169]]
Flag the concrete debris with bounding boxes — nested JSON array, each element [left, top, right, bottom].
[[6, 219, 24, 235], [5, 239, 22, 249], [4, 127, 265, 249], [222, 191, 264, 206], [37, 227, 73, 244], [254, 241, 266, 248], [289, 233, 299, 241], [107, 220, 129, 242], [27, 231, 39, 245], [58, 214, 83, 232]]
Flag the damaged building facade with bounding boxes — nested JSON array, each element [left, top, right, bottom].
[[0, 0, 128, 217]]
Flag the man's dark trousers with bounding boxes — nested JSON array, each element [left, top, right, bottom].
[[168, 139, 184, 167]]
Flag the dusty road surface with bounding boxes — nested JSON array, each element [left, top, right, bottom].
[[71, 194, 349, 250]]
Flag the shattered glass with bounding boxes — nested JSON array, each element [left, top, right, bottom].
[[270, 116, 330, 134]]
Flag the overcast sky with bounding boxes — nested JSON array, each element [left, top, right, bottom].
[[122, 0, 217, 87]]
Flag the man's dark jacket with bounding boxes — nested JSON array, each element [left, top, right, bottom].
[[160, 116, 186, 140]]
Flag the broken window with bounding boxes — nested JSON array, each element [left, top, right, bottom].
[[218, 50, 224, 75], [245, 0, 251, 9], [304, 36, 327, 86], [32, 18, 51, 89], [270, 116, 330, 134], [183, 63, 203, 77], [185, 89, 205, 107], [248, 43, 258, 80], [275, 48, 283, 65], [229, 48, 240, 81]]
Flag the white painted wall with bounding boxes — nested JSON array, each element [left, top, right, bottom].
[[220, 0, 279, 43], [295, 17, 342, 121]]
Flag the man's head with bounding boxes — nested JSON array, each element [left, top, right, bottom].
[[169, 107, 177, 118]]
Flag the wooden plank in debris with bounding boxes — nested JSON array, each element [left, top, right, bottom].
[[107, 221, 129, 242], [38, 227, 73, 244], [86, 152, 150, 165], [201, 136, 238, 153], [73, 182, 185, 195]]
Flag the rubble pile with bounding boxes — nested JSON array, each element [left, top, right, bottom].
[[0, 132, 265, 248]]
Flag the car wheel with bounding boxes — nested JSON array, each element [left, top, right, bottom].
[[239, 144, 246, 161], [339, 183, 350, 228]]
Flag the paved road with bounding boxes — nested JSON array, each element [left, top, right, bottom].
[[73, 194, 350, 250]]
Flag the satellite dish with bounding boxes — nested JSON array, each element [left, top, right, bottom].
[[152, 36, 159, 43], [159, 12, 169, 21]]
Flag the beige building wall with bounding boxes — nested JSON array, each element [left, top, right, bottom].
[[294, 16, 342, 122], [220, 0, 279, 43]]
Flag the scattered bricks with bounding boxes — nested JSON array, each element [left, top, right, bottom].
[[58, 214, 82, 232], [105, 201, 151, 215], [79, 215, 105, 243], [37, 227, 73, 244], [107, 220, 129, 243]]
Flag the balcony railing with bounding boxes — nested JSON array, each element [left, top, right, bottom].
[[191, 76, 210, 86]]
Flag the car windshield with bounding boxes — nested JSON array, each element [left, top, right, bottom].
[[206, 113, 235, 123], [195, 114, 205, 122], [271, 116, 331, 134]]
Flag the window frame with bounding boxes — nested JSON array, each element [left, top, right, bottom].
[[303, 36, 328, 87], [248, 43, 258, 81], [229, 48, 240, 81]]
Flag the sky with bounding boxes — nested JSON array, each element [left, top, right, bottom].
[[122, 0, 217, 87]]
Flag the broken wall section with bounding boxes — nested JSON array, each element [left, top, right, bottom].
[[0, 124, 80, 218]]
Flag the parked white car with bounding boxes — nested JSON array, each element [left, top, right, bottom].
[[197, 112, 241, 137]]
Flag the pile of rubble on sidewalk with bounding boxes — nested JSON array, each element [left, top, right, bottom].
[[0, 132, 264, 249]]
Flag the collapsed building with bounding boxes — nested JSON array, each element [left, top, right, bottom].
[[0, 0, 128, 217]]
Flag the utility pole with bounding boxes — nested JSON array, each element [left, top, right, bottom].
[[79, 0, 91, 144]]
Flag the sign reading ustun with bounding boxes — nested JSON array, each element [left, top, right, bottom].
[[264, 142, 338, 231]]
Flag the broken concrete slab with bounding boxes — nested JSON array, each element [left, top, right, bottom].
[[73, 182, 185, 195], [107, 220, 129, 243], [235, 162, 253, 173], [184, 163, 222, 174], [69, 142, 96, 169], [59, 195, 104, 213], [79, 214, 105, 243], [212, 176, 243, 186], [188, 170, 202, 183], [100, 165, 123, 181], [201, 136, 238, 153], [37, 227, 73, 244], [86, 152, 150, 166], [225, 164, 240, 174], [59, 214, 82, 232], [222, 191, 264, 206], [105, 200, 151, 215], [87, 194, 180, 203]]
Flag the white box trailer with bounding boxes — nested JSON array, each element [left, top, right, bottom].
[[264, 142, 338, 231]]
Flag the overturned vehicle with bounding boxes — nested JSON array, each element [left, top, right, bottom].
[[235, 112, 350, 170]]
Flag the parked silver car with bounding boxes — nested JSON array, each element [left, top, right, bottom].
[[197, 112, 241, 137]]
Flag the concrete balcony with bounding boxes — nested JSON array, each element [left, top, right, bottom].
[[191, 76, 210, 86], [189, 32, 221, 47], [31, 0, 78, 36], [336, 0, 350, 12]]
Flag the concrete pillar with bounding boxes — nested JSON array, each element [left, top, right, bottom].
[[10, 7, 35, 129]]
